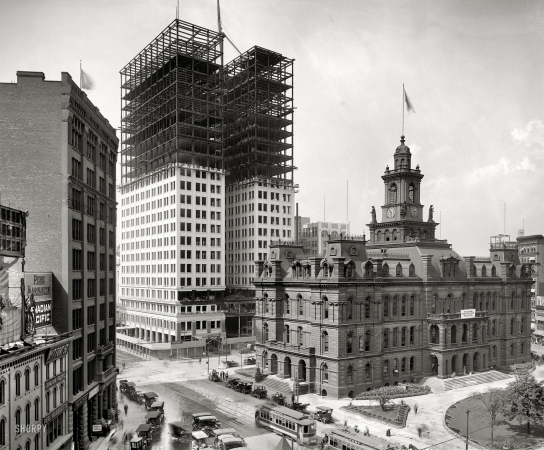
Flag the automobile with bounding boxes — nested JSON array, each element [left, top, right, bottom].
[[225, 360, 239, 368], [130, 436, 147, 449], [208, 370, 221, 382], [243, 357, 256, 365], [235, 382, 253, 395], [270, 393, 286, 406], [250, 385, 267, 399], [169, 421, 189, 440], [192, 413, 222, 431], [136, 423, 153, 445], [290, 402, 310, 413], [192, 430, 214, 450], [143, 391, 159, 409], [217, 435, 246, 450], [150, 401, 165, 414], [310, 406, 333, 424], [145, 410, 164, 431], [225, 378, 241, 390]]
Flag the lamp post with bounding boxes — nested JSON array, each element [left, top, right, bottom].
[[466, 409, 470, 450]]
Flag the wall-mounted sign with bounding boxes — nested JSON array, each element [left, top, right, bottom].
[[92, 424, 102, 433], [46, 343, 69, 363], [24, 273, 52, 329], [460, 309, 476, 319]]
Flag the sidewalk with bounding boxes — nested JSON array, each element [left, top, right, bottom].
[[88, 390, 150, 450]]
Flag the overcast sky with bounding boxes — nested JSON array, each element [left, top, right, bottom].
[[2, 0, 543, 256]]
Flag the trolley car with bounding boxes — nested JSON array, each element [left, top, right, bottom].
[[322, 427, 391, 450], [255, 404, 317, 446]]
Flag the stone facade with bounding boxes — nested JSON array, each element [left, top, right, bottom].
[[253, 137, 533, 399]]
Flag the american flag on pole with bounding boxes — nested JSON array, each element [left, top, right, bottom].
[[81, 68, 95, 90], [404, 86, 415, 113]]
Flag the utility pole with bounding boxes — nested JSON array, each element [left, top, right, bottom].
[[466, 409, 470, 450]]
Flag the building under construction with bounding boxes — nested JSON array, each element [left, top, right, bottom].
[[223, 46, 294, 184], [120, 19, 224, 183]]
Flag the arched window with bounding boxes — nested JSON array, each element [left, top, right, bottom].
[[521, 318, 525, 334], [486, 293, 490, 311], [0, 379, 4, 404], [298, 295, 304, 316], [322, 364, 329, 383], [430, 325, 439, 344], [510, 342, 515, 356], [393, 328, 398, 347], [365, 297, 371, 319], [390, 184, 397, 203], [365, 363, 372, 380], [479, 293, 483, 311], [15, 372, 21, 396], [34, 398, 39, 421], [409, 356, 415, 371], [382, 263, 389, 277], [493, 345, 497, 358], [408, 185, 414, 202], [363, 329, 371, 351], [410, 296, 415, 315], [492, 319, 496, 335], [15, 408, 21, 434], [409, 264, 415, 277], [383, 296, 389, 317], [451, 325, 457, 344], [25, 441, 31, 450], [365, 262, 373, 277], [284, 325, 290, 344], [322, 331, 329, 352], [472, 323, 478, 342], [383, 360, 390, 376], [34, 365, 39, 386], [0, 418, 5, 445], [297, 327, 303, 346], [401, 296, 406, 316], [511, 318, 515, 335], [347, 332, 353, 354], [521, 342, 525, 354], [492, 266, 497, 276], [392, 296, 398, 316], [347, 365, 354, 383], [285, 295, 290, 315], [264, 294, 269, 313], [401, 327, 406, 346], [482, 266, 487, 277], [345, 262, 354, 278], [410, 326, 415, 345], [25, 403, 31, 425], [263, 322, 269, 342], [462, 324, 468, 342], [401, 357, 406, 372], [323, 297, 329, 319], [24, 368, 30, 392], [383, 329, 389, 348], [396, 263, 402, 277]]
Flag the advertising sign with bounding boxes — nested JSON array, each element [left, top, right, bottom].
[[24, 272, 52, 328], [460, 309, 476, 319], [92, 424, 102, 433]]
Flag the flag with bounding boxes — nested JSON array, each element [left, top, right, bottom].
[[81, 68, 95, 90], [404, 86, 415, 113]]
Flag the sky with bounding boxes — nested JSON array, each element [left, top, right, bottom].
[[1, 0, 543, 256]]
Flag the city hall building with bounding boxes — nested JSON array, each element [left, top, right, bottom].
[[253, 137, 533, 399]]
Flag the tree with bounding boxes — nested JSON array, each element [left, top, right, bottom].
[[371, 387, 393, 411], [470, 388, 506, 446], [503, 372, 544, 434]]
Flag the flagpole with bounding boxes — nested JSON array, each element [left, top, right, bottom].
[[80, 61, 82, 89], [402, 84, 405, 136]]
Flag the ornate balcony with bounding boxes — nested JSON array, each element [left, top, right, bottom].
[[427, 311, 488, 323], [266, 340, 315, 355]]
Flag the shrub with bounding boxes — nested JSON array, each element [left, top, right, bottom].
[[356, 384, 430, 400]]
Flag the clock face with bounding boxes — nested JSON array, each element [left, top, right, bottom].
[[410, 207, 418, 217], [387, 207, 396, 218]]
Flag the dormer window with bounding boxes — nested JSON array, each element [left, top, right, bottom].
[[382, 263, 389, 277], [396, 263, 402, 277], [482, 266, 487, 277], [409, 264, 415, 277], [365, 262, 373, 277]]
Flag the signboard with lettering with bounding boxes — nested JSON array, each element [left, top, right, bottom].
[[460, 309, 476, 319], [92, 424, 102, 433], [24, 272, 52, 328], [46, 343, 70, 364]]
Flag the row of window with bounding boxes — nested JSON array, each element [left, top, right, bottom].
[[71, 278, 114, 301], [121, 210, 222, 230]]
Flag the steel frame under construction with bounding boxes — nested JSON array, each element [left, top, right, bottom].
[[120, 19, 224, 185], [223, 46, 294, 185]]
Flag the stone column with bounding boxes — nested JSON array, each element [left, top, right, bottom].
[[79, 403, 90, 450], [92, 395, 99, 421]]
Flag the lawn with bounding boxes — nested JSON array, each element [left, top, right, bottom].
[[343, 403, 411, 428], [445, 397, 544, 449]]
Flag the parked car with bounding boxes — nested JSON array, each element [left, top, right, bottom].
[[235, 382, 253, 394], [225, 360, 238, 368], [310, 406, 333, 423], [209, 370, 221, 382], [271, 393, 286, 406], [243, 357, 256, 365], [226, 378, 241, 390], [250, 385, 267, 399]]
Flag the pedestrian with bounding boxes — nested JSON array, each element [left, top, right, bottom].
[[226, 371, 228, 381], [414, 403, 418, 415], [124, 403, 128, 415], [199, 357, 202, 364], [291, 394, 295, 405], [220, 371, 224, 380]]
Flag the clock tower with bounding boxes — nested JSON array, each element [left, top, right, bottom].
[[368, 136, 438, 244]]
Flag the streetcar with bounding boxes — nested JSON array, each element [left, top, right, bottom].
[[322, 427, 390, 450], [255, 404, 317, 445]]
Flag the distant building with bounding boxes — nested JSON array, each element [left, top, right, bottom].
[[0, 71, 119, 450], [297, 219, 350, 256], [517, 235, 544, 329]]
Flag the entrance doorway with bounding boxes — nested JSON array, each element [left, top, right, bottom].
[[431, 355, 439, 375], [298, 360, 306, 382]]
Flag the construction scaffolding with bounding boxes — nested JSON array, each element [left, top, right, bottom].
[[120, 19, 224, 185], [223, 46, 295, 184]]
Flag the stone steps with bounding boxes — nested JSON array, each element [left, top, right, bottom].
[[260, 375, 295, 396], [422, 370, 512, 392]]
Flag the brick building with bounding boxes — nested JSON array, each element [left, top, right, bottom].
[[0, 72, 118, 449], [253, 136, 533, 399]]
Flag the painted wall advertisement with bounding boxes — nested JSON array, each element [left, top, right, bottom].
[[24, 272, 52, 328]]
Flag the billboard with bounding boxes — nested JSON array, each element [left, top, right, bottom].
[[24, 272, 52, 330], [460, 309, 476, 319]]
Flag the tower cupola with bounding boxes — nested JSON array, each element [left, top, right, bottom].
[[394, 135, 411, 170]]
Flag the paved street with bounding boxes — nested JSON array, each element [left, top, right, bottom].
[[89, 348, 544, 450]]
